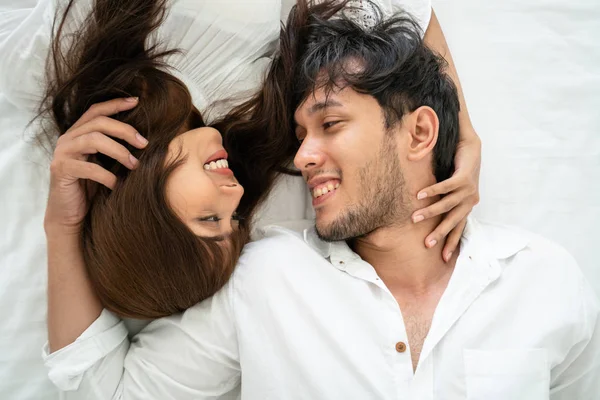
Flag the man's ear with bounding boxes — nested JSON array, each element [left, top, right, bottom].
[[406, 106, 439, 162]]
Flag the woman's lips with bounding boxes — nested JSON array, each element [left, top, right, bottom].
[[205, 149, 228, 165]]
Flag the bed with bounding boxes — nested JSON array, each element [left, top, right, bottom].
[[1, 0, 598, 398]]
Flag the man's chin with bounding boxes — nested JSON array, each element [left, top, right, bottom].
[[315, 217, 347, 242]]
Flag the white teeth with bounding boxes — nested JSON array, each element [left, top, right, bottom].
[[335, 183, 340, 189], [322, 187, 329, 195], [327, 184, 334, 191], [203, 159, 229, 171]]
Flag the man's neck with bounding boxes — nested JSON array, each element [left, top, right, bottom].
[[351, 215, 457, 294]]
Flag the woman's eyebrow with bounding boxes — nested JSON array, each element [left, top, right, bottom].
[[205, 234, 231, 242]]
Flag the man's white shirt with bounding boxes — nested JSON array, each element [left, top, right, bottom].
[[43, 218, 600, 399]]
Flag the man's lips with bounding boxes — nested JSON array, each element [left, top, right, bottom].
[[307, 176, 341, 190]]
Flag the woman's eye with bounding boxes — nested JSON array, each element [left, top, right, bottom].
[[232, 212, 244, 222], [200, 216, 221, 223]]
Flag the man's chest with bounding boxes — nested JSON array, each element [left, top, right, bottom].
[[237, 293, 560, 400], [238, 275, 572, 400]]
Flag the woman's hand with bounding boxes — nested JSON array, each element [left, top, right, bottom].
[[412, 126, 481, 262], [44, 97, 146, 235]]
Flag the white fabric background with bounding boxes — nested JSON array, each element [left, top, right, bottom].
[[433, 0, 600, 294], [0, 0, 599, 399]]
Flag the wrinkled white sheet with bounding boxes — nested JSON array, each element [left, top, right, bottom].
[[1, 1, 599, 399]]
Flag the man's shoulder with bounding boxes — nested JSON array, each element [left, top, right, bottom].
[[234, 225, 324, 275], [474, 218, 578, 267], [243, 225, 313, 256], [473, 219, 590, 300]]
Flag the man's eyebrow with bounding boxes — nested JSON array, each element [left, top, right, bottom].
[[295, 99, 344, 126], [307, 99, 344, 115]]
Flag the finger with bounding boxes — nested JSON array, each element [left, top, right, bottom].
[[71, 97, 139, 130], [60, 131, 139, 169], [412, 191, 462, 223], [65, 115, 148, 149], [416, 173, 465, 200], [58, 159, 118, 190], [423, 204, 470, 249], [442, 219, 467, 262]]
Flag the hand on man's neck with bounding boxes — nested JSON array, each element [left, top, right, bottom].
[[352, 212, 458, 294]]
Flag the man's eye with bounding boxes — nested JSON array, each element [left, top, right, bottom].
[[323, 121, 340, 130]]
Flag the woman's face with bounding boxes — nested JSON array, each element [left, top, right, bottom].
[[166, 127, 244, 239]]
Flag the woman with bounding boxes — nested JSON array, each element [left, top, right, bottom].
[[42, 0, 294, 320]]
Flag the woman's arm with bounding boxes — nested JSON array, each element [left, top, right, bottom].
[[43, 99, 241, 398], [45, 228, 103, 352], [424, 10, 476, 139], [44, 98, 144, 351], [415, 8, 482, 261]]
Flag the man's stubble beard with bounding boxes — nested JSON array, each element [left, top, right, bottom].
[[316, 134, 411, 242]]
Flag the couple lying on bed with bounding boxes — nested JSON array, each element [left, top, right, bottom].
[[42, 0, 599, 398]]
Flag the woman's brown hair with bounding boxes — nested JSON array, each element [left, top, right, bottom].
[[43, 0, 251, 319], [43, 0, 347, 319]]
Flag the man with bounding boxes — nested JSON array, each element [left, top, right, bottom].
[[44, 3, 599, 399]]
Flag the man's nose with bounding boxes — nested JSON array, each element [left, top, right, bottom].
[[293, 136, 325, 172]]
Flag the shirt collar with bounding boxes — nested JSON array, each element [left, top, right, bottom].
[[303, 217, 531, 269]]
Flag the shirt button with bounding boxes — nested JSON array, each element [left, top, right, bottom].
[[395, 342, 407, 353]]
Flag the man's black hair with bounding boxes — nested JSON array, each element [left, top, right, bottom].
[[290, 1, 460, 182]]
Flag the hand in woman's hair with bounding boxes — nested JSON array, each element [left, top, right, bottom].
[[44, 98, 148, 235], [411, 128, 482, 262]]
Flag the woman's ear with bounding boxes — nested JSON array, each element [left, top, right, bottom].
[[406, 106, 439, 162]]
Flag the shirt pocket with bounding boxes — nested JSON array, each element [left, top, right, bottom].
[[463, 349, 550, 400]]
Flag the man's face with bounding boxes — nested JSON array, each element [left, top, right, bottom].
[[294, 86, 411, 241]]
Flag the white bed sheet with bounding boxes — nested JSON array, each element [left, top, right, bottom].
[[433, 0, 600, 293], [1, 0, 599, 399]]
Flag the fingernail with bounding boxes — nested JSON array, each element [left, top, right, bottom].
[[136, 133, 148, 146], [412, 214, 425, 223], [446, 251, 453, 261], [428, 239, 438, 248], [125, 97, 139, 102], [129, 154, 138, 167], [417, 192, 427, 200]]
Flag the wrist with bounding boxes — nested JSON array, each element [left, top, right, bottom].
[[44, 220, 82, 240]]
